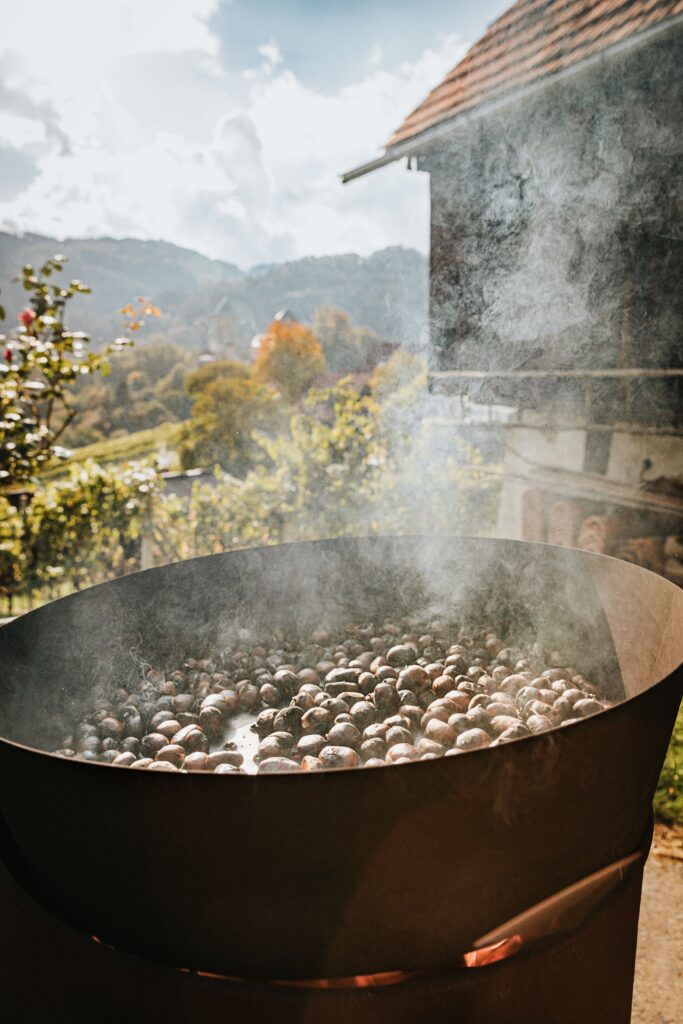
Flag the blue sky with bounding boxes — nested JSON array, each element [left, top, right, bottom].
[[0, 1, 508, 266], [210, 1, 507, 92]]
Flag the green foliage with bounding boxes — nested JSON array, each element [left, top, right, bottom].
[[313, 306, 392, 374], [22, 461, 159, 597], [3, 372, 499, 613], [185, 360, 250, 399], [0, 460, 158, 611], [64, 342, 191, 447], [0, 256, 152, 486], [171, 376, 497, 550], [313, 307, 363, 373], [143, 373, 492, 580], [146, 469, 287, 563], [0, 256, 95, 483], [654, 704, 683, 827], [154, 363, 192, 422], [179, 373, 284, 475], [370, 349, 428, 402], [0, 500, 24, 605], [250, 379, 388, 537]]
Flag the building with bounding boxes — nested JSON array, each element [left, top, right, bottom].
[[199, 296, 250, 365], [344, 0, 683, 581], [250, 307, 299, 354]]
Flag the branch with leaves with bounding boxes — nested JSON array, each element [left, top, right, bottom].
[[0, 256, 160, 488]]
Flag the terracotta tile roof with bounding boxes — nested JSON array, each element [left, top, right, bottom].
[[388, 0, 683, 148]]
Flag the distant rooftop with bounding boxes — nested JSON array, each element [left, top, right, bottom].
[[251, 307, 299, 350], [273, 307, 298, 323], [212, 296, 234, 316]]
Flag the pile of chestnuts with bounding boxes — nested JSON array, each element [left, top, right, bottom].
[[54, 618, 612, 774]]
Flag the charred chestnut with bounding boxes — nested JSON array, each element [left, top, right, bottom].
[[319, 746, 359, 769]]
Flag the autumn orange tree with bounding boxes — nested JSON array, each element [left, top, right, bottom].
[[254, 320, 325, 402]]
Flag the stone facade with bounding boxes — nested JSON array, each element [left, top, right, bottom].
[[421, 27, 682, 400], [417, 24, 683, 566]]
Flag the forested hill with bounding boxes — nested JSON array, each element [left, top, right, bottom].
[[0, 232, 241, 337], [205, 247, 428, 348], [0, 231, 427, 349]]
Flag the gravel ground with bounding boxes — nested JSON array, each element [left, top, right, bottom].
[[632, 827, 683, 1023]]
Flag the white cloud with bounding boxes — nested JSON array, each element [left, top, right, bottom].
[[0, 0, 222, 153], [0, 0, 466, 266], [256, 40, 283, 70], [2, 0, 219, 67]]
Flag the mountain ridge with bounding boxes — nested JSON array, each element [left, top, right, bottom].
[[0, 231, 427, 349]]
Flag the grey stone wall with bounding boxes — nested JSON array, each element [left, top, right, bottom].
[[423, 25, 683, 393]]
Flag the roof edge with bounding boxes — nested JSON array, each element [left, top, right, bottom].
[[341, 9, 683, 183], [341, 148, 419, 183]]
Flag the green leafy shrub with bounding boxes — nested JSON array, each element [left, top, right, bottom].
[[0, 258, 157, 486], [2, 460, 158, 612], [178, 373, 284, 475], [654, 705, 683, 827]]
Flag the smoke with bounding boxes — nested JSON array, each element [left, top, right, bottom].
[[5, 22, 683, 749], [427, 26, 682, 386], [0, 531, 636, 759], [297, 23, 683, 641], [395, 22, 683, 570]]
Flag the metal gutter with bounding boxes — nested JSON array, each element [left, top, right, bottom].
[[341, 151, 411, 183], [341, 11, 683, 183]]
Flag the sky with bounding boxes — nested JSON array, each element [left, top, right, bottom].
[[0, 0, 508, 268]]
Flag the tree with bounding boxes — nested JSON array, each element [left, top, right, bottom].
[[252, 378, 388, 537], [184, 359, 251, 399], [369, 349, 426, 396], [0, 257, 159, 487], [179, 373, 283, 475], [313, 307, 355, 373], [313, 306, 391, 374], [114, 378, 131, 420], [155, 362, 192, 421], [254, 320, 325, 402], [65, 342, 190, 446]]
